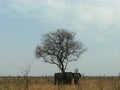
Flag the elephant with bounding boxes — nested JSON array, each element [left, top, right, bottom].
[[73, 73, 81, 84], [64, 72, 73, 85], [54, 73, 64, 85], [54, 72, 74, 85]]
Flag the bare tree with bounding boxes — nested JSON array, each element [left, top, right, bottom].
[[35, 29, 86, 73], [16, 63, 32, 90]]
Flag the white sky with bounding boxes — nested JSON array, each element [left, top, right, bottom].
[[0, 0, 120, 76]]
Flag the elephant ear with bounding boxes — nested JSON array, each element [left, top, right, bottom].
[[79, 73, 81, 77]]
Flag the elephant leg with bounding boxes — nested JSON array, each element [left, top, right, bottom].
[[74, 79, 77, 84], [70, 79, 72, 85], [54, 79, 56, 85]]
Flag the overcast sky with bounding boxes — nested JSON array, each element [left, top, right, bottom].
[[0, 0, 120, 76]]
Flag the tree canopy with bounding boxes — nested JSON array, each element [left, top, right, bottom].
[[35, 29, 86, 73]]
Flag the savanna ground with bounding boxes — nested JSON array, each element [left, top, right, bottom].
[[0, 76, 120, 90]]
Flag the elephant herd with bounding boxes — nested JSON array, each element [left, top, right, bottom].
[[54, 72, 81, 85]]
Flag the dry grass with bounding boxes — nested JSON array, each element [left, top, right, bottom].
[[0, 76, 120, 90]]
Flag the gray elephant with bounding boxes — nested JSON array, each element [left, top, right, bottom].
[[64, 72, 73, 85], [73, 73, 81, 84], [54, 72, 73, 85], [54, 73, 64, 85]]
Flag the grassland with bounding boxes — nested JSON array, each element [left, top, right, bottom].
[[0, 76, 120, 90]]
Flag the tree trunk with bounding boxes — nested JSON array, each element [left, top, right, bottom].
[[61, 63, 65, 74]]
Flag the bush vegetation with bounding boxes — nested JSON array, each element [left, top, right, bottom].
[[0, 76, 119, 90]]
